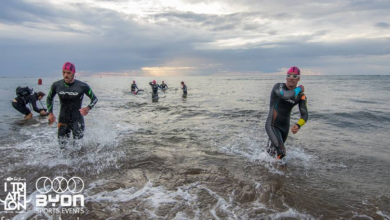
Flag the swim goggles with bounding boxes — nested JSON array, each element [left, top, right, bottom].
[[286, 74, 300, 79]]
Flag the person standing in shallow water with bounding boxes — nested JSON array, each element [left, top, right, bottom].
[[160, 81, 168, 90], [181, 81, 187, 97], [265, 66, 308, 159], [149, 80, 162, 99], [131, 80, 139, 94], [47, 62, 98, 149]]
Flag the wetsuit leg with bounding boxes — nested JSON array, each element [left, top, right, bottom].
[[12, 102, 31, 115], [58, 124, 71, 149], [280, 127, 289, 144], [265, 124, 286, 158], [70, 118, 85, 140]]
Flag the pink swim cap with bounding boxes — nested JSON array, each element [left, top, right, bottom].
[[63, 62, 76, 74], [153, 80, 156, 84], [287, 66, 300, 75], [133, 80, 135, 83]]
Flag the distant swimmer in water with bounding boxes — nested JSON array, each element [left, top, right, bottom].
[[265, 66, 308, 159], [160, 81, 168, 90], [131, 80, 139, 94], [181, 81, 187, 97], [149, 80, 162, 99], [47, 62, 98, 149], [12, 87, 47, 119]]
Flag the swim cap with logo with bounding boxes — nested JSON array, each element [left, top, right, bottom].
[[63, 62, 76, 74], [287, 66, 300, 75]]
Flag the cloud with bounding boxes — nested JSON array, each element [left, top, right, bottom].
[[0, 0, 56, 25], [1, 0, 390, 76], [375, 22, 390, 29], [142, 66, 197, 76]]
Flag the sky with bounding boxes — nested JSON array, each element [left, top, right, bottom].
[[1, 0, 390, 77]]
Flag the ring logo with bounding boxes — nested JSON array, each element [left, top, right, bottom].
[[36, 177, 84, 194], [59, 91, 78, 95]]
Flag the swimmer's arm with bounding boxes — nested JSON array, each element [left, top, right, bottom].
[[85, 85, 98, 109], [46, 84, 57, 113], [296, 95, 308, 128], [28, 95, 41, 113]]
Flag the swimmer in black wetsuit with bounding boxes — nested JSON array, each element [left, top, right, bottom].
[[47, 62, 98, 148], [149, 80, 162, 99], [12, 91, 47, 119], [265, 66, 308, 159], [131, 80, 139, 93], [181, 81, 187, 96], [160, 81, 168, 89]]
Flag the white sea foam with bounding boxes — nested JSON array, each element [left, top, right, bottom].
[[216, 126, 313, 175], [352, 212, 374, 220], [265, 207, 315, 220], [84, 181, 201, 219], [377, 211, 390, 219], [7, 116, 126, 175], [81, 179, 317, 220]]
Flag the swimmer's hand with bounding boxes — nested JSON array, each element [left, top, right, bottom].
[[40, 110, 47, 116], [48, 113, 56, 125], [291, 124, 300, 134], [298, 85, 304, 93], [79, 107, 90, 116]]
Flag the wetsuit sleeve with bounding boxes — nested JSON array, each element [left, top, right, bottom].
[[297, 95, 309, 128], [84, 85, 98, 109], [46, 83, 57, 113], [273, 83, 302, 100], [166, 84, 169, 89], [29, 95, 41, 113]]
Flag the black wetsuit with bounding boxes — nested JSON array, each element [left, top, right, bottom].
[[131, 83, 138, 92], [182, 85, 187, 95], [160, 83, 168, 89], [265, 83, 308, 158], [47, 79, 98, 147], [149, 83, 161, 98], [12, 93, 43, 115]]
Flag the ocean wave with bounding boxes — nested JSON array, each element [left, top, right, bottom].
[[309, 110, 390, 128]]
